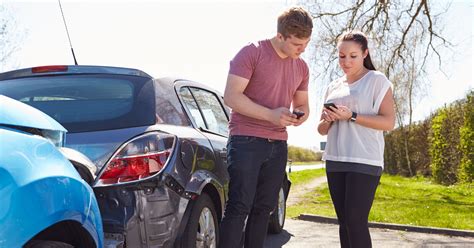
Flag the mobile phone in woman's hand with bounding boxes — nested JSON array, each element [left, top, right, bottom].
[[323, 103, 338, 111]]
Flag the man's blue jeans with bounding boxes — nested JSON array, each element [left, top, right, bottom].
[[218, 135, 288, 248]]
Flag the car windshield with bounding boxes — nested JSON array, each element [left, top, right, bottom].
[[0, 74, 155, 133]]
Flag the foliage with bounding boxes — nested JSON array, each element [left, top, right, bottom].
[[429, 102, 464, 185], [458, 90, 474, 183], [384, 118, 431, 176], [288, 145, 322, 162], [384, 91, 472, 185]]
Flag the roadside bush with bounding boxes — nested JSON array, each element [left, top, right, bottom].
[[384, 118, 431, 176], [429, 103, 464, 185], [408, 119, 432, 176], [314, 151, 323, 161], [385, 91, 471, 185], [288, 146, 321, 162], [458, 90, 474, 183], [384, 128, 405, 175]]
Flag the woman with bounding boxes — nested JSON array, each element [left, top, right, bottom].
[[317, 30, 395, 248]]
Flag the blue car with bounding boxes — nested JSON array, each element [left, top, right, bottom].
[[0, 95, 104, 248]]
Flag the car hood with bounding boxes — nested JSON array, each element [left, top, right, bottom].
[[0, 95, 66, 132]]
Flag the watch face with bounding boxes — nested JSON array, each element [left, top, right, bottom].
[[350, 112, 357, 122]]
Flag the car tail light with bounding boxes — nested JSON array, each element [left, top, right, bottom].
[[96, 132, 176, 186], [32, 65, 68, 73]]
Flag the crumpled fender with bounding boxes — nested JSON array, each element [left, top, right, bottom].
[[0, 128, 103, 247]]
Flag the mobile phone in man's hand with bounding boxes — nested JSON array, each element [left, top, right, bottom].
[[323, 103, 338, 111], [293, 110, 305, 119]]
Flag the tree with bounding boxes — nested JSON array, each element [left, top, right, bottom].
[[299, 0, 453, 175], [0, 4, 23, 71], [300, 0, 451, 83]]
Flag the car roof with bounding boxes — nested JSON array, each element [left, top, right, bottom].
[[0, 65, 153, 80], [0, 65, 223, 96], [160, 77, 224, 97]]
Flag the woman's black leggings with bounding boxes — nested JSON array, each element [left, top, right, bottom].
[[326, 171, 381, 248]]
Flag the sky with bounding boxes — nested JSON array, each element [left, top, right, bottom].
[[3, 0, 473, 150]]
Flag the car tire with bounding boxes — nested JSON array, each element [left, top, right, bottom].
[[268, 186, 286, 234], [181, 193, 219, 248], [23, 240, 74, 248]]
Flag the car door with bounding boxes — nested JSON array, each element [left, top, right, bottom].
[[178, 86, 229, 184]]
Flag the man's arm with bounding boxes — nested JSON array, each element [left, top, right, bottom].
[[223, 74, 298, 127], [291, 90, 309, 126]]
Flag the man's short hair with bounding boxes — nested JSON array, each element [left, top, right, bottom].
[[277, 7, 313, 39]]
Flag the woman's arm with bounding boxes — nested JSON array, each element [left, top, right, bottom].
[[325, 89, 396, 131]]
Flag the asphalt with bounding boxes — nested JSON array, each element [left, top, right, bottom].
[[264, 218, 474, 248], [286, 163, 324, 173]]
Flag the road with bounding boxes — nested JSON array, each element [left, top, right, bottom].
[[286, 163, 324, 172], [264, 219, 474, 248]]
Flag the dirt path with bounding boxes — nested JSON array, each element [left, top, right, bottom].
[[287, 176, 327, 206]]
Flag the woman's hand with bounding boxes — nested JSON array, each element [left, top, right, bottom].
[[325, 105, 352, 121], [322, 109, 336, 122]]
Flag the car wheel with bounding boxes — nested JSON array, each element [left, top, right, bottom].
[[268, 186, 286, 234], [182, 193, 218, 248], [23, 240, 73, 248]]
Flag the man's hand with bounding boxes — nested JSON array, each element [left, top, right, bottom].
[[291, 91, 309, 126], [291, 108, 306, 126], [268, 107, 299, 127]]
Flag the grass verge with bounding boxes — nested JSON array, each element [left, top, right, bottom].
[[288, 168, 326, 186], [287, 172, 474, 230]]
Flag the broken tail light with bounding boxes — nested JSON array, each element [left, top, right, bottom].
[[96, 132, 176, 186]]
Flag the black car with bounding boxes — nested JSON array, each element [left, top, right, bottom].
[[0, 65, 290, 247]]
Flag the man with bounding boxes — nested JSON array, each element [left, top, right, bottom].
[[219, 7, 313, 248]]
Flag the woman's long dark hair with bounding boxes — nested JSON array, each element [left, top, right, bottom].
[[338, 31, 376, 70]]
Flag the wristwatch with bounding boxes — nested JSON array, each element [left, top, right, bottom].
[[350, 112, 357, 122]]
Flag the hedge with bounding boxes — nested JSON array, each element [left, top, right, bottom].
[[384, 90, 472, 185]]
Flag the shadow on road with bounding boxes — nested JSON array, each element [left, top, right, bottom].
[[264, 229, 293, 248]]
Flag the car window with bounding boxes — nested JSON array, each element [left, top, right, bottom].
[[153, 79, 191, 126], [189, 87, 229, 137], [0, 74, 155, 132], [179, 87, 207, 129]]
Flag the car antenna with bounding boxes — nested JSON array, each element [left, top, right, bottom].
[[58, 0, 78, 65]]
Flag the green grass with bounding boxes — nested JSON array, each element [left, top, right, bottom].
[[288, 168, 326, 186], [287, 172, 474, 230]]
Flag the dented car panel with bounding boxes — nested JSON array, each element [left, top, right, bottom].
[[92, 125, 225, 247]]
